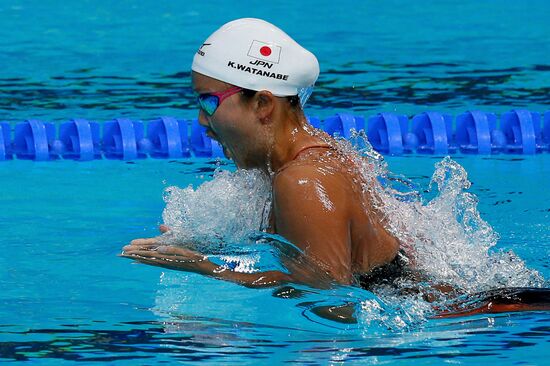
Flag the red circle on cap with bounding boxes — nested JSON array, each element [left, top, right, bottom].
[[260, 46, 272, 56]]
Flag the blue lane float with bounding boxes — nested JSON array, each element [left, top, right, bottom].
[[501, 110, 539, 154], [455, 111, 498, 154], [14, 120, 57, 161], [544, 111, 550, 150], [103, 118, 146, 160], [367, 113, 417, 155], [412, 112, 455, 155], [0, 122, 11, 160], [0, 110, 549, 161], [306, 116, 322, 130], [144, 117, 190, 159], [323, 113, 365, 139], [58, 119, 101, 160]]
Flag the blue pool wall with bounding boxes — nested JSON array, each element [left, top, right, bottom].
[[1, 110, 549, 161]]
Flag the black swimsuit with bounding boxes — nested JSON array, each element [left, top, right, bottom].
[[357, 251, 411, 291], [358, 252, 550, 316]]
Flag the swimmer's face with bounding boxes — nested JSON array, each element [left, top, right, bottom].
[[192, 71, 272, 169]]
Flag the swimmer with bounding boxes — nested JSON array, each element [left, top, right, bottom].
[[120, 19, 550, 318], [121, 18, 400, 288]]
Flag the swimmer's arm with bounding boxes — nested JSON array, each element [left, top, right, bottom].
[[120, 243, 298, 288], [122, 227, 329, 288], [272, 166, 353, 284]]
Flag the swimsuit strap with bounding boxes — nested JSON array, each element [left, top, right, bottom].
[[275, 144, 333, 175]]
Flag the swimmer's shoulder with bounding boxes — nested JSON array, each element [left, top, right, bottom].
[[273, 163, 323, 192], [274, 147, 361, 197], [272, 162, 350, 207]]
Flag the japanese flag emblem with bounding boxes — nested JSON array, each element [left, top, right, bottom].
[[247, 40, 282, 64]]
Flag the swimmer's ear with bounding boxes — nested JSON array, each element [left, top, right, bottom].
[[255, 91, 275, 124]]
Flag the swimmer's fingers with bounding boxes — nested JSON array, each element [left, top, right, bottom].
[[159, 225, 170, 233], [121, 248, 205, 266], [120, 252, 181, 268], [120, 250, 167, 262], [122, 237, 165, 254], [121, 245, 204, 261], [120, 250, 164, 261], [155, 245, 203, 259], [122, 245, 155, 254], [129, 238, 159, 246], [122, 251, 200, 262], [122, 242, 160, 253]]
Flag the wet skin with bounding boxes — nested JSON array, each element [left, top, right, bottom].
[[121, 72, 400, 288]]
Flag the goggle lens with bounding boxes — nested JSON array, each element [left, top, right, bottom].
[[198, 95, 220, 116], [197, 86, 243, 116]]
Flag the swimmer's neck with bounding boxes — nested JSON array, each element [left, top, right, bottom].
[[268, 118, 326, 174]]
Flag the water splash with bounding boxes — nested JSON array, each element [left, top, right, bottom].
[[160, 168, 271, 250], [339, 131, 545, 332], [157, 131, 545, 333], [368, 150, 545, 293], [357, 291, 433, 333]]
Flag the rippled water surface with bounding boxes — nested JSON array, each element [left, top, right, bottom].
[[1, 0, 549, 364], [1, 0, 549, 122], [1, 156, 549, 364]]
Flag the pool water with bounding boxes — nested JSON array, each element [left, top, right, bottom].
[[1, 156, 549, 364], [1, 0, 549, 122], [1, 0, 549, 364]]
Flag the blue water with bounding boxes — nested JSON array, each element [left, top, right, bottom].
[[1, 0, 549, 122], [1, 156, 549, 364], [1, 0, 549, 364]]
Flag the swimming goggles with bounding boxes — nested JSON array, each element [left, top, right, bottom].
[[197, 86, 243, 116]]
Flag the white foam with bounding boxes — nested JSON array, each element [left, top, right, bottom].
[[160, 168, 271, 249], [374, 154, 544, 293], [339, 131, 546, 330]]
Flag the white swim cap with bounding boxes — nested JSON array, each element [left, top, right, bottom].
[[192, 18, 319, 106]]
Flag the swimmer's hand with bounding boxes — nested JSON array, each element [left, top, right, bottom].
[[120, 224, 207, 268], [121, 224, 330, 289], [118, 224, 170, 248], [120, 228, 298, 288], [120, 241, 207, 271], [120, 241, 293, 288]]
